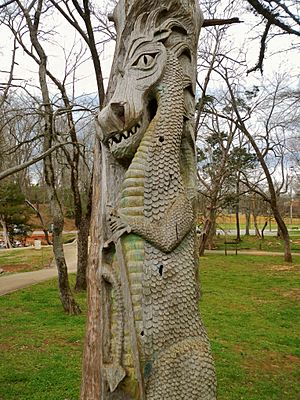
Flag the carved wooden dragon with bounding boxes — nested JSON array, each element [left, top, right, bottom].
[[97, 1, 216, 398]]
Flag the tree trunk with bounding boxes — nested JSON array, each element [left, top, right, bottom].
[[0, 216, 12, 248], [206, 208, 217, 249], [277, 225, 282, 238], [52, 211, 81, 314], [261, 220, 268, 240], [19, 1, 81, 314], [245, 209, 250, 235], [25, 199, 52, 245], [199, 218, 212, 256], [235, 207, 241, 242], [81, 1, 216, 398], [198, 206, 216, 255], [235, 174, 241, 241], [80, 140, 106, 399], [75, 216, 90, 291], [273, 210, 292, 262], [253, 212, 261, 238]]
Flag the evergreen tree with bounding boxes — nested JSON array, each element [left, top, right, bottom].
[[0, 182, 32, 247]]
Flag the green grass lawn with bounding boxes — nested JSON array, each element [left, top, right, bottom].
[[0, 256, 299, 399], [0, 247, 54, 273], [214, 233, 300, 253], [0, 276, 86, 400], [0, 233, 75, 273], [200, 254, 300, 400], [62, 233, 77, 244]]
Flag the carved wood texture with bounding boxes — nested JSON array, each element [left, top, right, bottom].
[[97, 1, 216, 398]]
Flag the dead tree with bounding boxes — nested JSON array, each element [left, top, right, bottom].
[[14, 0, 81, 314], [81, 0, 216, 399]]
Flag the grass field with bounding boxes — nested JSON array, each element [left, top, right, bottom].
[[214, 214, 300, 232], [0, 256, 299, 399], [0, 247, 54, 273], [0, 276, 85, 400], [214, 234, 300, 253], [200, 255, 300, 400], [0, 234, 76, 273]]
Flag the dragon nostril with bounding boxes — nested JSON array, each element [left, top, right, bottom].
[[111, 103, 126, 124]]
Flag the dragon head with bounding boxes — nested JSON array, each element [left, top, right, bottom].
[[98, 1, 202, 165]]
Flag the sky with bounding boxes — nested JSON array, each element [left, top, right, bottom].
[[0, 1, 115, 98], [0, 0, 299, 101]]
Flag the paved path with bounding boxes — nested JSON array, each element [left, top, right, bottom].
[[0, 242, 77, 296], [1, 245, 299, 296], [206, 249, 300, 257]]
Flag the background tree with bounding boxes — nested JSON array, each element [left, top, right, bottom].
[[0, 181, 32, 248], [216, 68, 294, 261], [6, 0, 82, 314], [245, 0, 300, 73], [1, 0, 106, 295]]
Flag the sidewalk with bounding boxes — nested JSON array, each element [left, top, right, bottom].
[[1, 245, 298, 296], [206, 249, 300, 256], [0, 242, 77, 296]]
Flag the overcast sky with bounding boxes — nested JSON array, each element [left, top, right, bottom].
[[0, 0, 299, 99]]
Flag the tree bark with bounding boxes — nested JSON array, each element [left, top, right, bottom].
[[235, 177, 241, 242], [81, 1, 215, 398], [53, 213, 81, 314], [245, 209, 251, 235], [18, 0, 81, 313], [199, 218, 212, 256], [0, 216, 12, 248], [25, 199, 52, 245], [224, 71, 292, 262], [261, 220, 268, 240], [206, 208, 217, 250], [253, 212, 261, 238], [80, 139, 106, 399], [75, 216, 90, 291], [274, 209, 292, 262], [235, 207, 241, 242]]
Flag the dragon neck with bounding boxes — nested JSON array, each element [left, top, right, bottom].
[[143, 53, 185, 218], [119, 52, 185, 218]]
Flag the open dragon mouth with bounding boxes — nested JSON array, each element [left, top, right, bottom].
[[107, 122, 141, 148]]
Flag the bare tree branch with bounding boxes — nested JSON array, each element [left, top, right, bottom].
[[246, 0, 300, 73], [0, 142, 69, 181], [270, 0, 300, 26], [247, 0, 300, 36], [0, 36, 18, 109], [49, 0, 105, 106], [247, 20, 272, 74], [0, 0, 15, 9], [203, 17, 242, 27]]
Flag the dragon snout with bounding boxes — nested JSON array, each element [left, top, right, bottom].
[[110, 102, 126, 125], [98, 101, 128, 140]]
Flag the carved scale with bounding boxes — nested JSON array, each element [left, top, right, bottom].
[[98, 1, 216, 399]]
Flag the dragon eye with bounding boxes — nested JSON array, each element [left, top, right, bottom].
[[133, 53, 157, 68]]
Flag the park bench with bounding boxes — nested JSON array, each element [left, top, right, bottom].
[[224, 239, 240, 256]]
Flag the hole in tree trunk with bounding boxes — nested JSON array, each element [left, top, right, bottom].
[[147, 98, 158, 121]]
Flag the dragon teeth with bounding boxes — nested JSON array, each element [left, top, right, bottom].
[[109, 123, 140, 146], [112, 133, 122, 143]]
